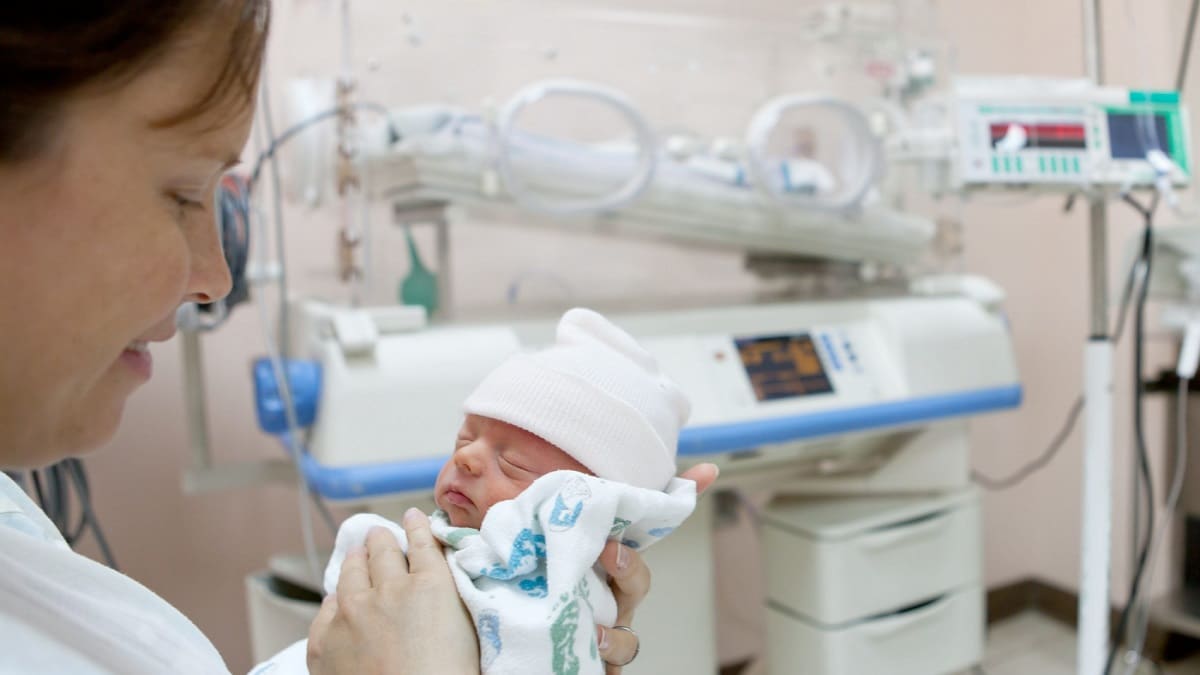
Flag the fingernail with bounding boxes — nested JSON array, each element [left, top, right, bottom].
[[616, 543, 629, 571], [597, 625, 609, 651], [403, 507, 423, 526]]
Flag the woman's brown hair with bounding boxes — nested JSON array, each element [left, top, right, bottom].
[[0, 1, 270, 161]]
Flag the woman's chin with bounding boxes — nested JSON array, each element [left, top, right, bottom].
[[58, 400, 127, 460]]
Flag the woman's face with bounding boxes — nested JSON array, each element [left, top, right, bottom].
[[0, 30, 255, 468]]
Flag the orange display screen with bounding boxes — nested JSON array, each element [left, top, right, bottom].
[[735, 334, 834, 402]]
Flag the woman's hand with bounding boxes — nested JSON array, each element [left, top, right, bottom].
[[307, 508, 480, 675], [594, 462, 719, 673]]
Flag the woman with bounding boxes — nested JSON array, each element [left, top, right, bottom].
[[0, 3, 718, 673]]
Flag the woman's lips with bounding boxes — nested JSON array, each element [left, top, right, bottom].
[[119, 341, 153, 380]]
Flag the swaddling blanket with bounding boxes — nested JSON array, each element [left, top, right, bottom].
[[256, 470, 696, 675]]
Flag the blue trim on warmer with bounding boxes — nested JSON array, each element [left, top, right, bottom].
[[677, 384, 1023, 456], [289, 384, 1023, 500], [296, 451, 448, 501]]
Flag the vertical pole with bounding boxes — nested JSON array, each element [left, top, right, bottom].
[[1080, 339, 1114, 675], [181, 331, 212, 475], [435, 216, 453, 318], [1078, 2, 1112, 674]]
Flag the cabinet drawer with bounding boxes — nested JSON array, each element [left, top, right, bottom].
[[767, 584, 984, 675], [763, 489, 980, 624]]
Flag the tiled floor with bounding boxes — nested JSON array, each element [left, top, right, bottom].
[[977, 611, 1200, 675], [725, 610, 1200, 674]]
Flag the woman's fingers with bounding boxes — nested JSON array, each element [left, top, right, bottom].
[[365, 526, 408, 583], [336, 547, 370, 595], [589, 464, 718, 675], [399, 508, 445, 574], [598, 541, 649, 625], [306, 593, 338, 667], [680, 462, 719, 495], [596, 624, 639, 675]]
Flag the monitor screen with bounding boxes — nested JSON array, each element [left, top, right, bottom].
[[990, 122, 1087, 150], [1107, 112, 1172, 160], [735, 334, 835, 402]]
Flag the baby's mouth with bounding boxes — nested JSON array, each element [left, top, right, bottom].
[[442, 488, 473, 508]]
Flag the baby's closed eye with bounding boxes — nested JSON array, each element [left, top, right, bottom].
[[499, 452, 537, 475]]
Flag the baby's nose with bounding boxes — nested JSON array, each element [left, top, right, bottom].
[[454, 445, 483, 476]]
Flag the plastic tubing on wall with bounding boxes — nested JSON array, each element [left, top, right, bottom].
[[745, 93, 883, 215], [495, 78, 658, 216]]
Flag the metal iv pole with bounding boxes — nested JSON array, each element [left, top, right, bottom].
[[1078, 1, 1113, 673]]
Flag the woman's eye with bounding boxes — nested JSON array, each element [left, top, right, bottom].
[[169, 193, 207, 219]]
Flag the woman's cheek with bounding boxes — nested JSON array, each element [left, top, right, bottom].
[[138, 227, 193, 315]]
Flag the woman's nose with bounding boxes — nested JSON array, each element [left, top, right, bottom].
[[184, 211, 233, 305]]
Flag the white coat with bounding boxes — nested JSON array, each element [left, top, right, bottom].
[[0, 472, 231, 674]]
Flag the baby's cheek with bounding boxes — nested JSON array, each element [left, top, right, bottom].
[[486, 481, 528, 511]]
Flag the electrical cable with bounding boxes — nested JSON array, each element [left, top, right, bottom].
[[66, 459, 117, 570], [1113, 189, 1161, 672], [251, 85, 323, 589], [971, 233, 1144, 491], [26, 459, 117, 570], [245, 88, 396, 543], [971, 396, 1085, 490], [258, 67, 291, 362], [1106, 194, 1157, 675], [247, 101, 393, 197], [1127, 191, 1160, 666], [248, 96, 339, 543], [252, 78, 375, 588], [1178, 0, 1200, 92], [978, 3, 1200, 661], [1118, 377, 1190, 675]]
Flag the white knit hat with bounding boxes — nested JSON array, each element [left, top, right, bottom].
[[463, 308, 691, 491]]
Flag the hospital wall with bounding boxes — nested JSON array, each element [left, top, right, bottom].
[[71, 1, 1197, 671]]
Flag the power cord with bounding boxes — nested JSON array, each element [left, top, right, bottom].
[[246, 82, 390, 587], [247, 100, 396, 197], [982, 0, 1199, 495], [1105, 193, 1158, 675], [27, 459, 118, 570], [972, 195, 1160, 675], [971, 396, 1085, 490], [1116, 376, 1190, 675], [971, 227, 1144, 490]]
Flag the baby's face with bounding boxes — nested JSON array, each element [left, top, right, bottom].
[[434, 414, 592, 529]]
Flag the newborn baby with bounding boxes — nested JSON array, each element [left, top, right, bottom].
[[435, 413, 592, 531], [258, 308, 696, 675]]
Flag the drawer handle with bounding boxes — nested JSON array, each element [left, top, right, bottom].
[[859, 596, 951, 639], [855, 512, 952, 551]]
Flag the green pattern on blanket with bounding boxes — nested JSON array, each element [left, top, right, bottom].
[[550, 593, 581, 675], [609, 517, 631, 537], [443, 527, 478, 547]]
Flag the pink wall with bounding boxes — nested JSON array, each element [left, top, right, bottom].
[[69, 1, 1199, 671]]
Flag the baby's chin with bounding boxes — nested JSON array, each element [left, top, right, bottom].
[[453, 512, 483, 529], [438, 501, 482, 530]]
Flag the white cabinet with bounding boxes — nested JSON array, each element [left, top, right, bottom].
[[767, 585, 984, 675], [762, 489, 983, 674]]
